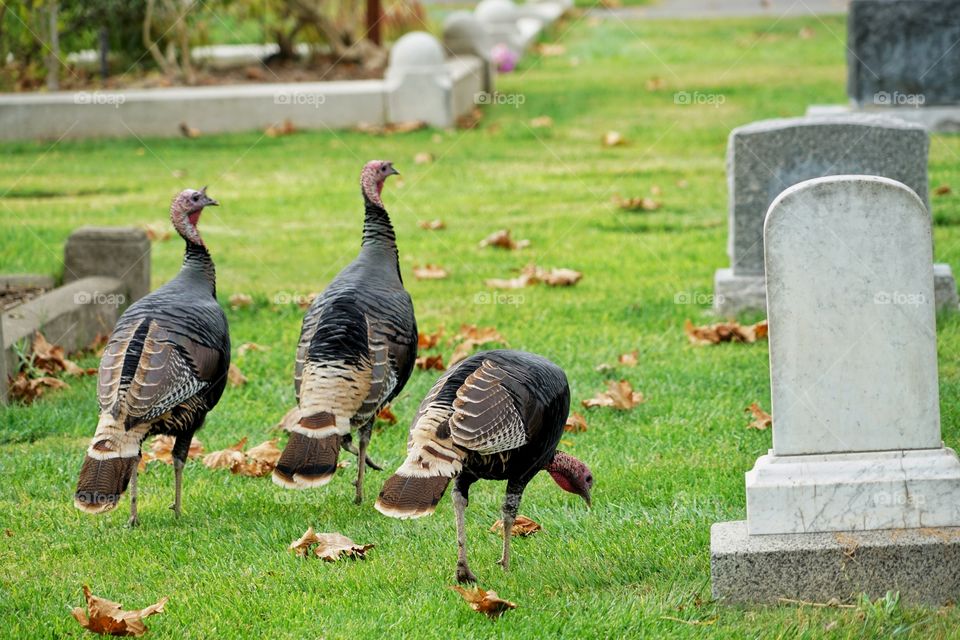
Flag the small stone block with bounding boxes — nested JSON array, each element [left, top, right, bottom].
[[711, 520, 960, 605], [64, 226, 150, 303]]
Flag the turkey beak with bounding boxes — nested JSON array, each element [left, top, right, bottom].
[[388, 165, 400, 176], [582, 490, 592, 509], [199, 186, 218, 207]]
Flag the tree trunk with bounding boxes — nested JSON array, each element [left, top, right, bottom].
[[45, 0, 60, 91]]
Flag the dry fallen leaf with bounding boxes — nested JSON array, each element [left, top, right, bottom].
[[416, 354, 446, 370], [798, 26, 816, 39], [237, 342, 268, 357], [413, 264, 448, 280], [203, 437, 248, 470], [530, 116, 554, 128], [485, 264, 581, 289], [179, 122, 200, 138], [9, 373, 68, 404], [228, 363, 247, 387], [265, 118, 296, 137], [456, 108, 483, 130], [246, 439, 282, 465], [450, 585, 517, 618], [418, 328, 445, 350], [414, 151, 434, 165], [418, 219, 446, 231], [273, 406, 301, 432], [602, 131, 626, 147], [71, 585, 167, 637], [564, 412, 588, 433], [449, 325, 508, 365], [229, 293, 253, 310], [618, 351, 638, 367], [745, 402, 773, 430], [684, 319, 768, 345], [141, 223, 171, 242], [31, 332, 96, 376], [376, 405, 397, 425], [536, 43, 566, 56], [582, 380, 644, 410], [646, 76, 666, 91], [479, 229, 530, 251], [355, 120, 427, 135], [614, 195, 661, 211], [934, 184, 952, 196], [289, 527, 374, 561], [490, 515, 542, 536], [540, 267, 582, 287], [145, 434, 203, 466], [232, 458, 274, 477]]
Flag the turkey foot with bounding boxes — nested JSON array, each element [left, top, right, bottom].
[[455, 564, 477, 584], [342, 438, 383, 470]]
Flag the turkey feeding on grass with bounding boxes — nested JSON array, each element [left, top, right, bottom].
[[273, 160, 418, 504], [74, 187, 230, 526], [375, 349, 593, 583]]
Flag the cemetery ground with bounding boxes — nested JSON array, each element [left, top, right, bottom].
[[3, 14, 960, 639]]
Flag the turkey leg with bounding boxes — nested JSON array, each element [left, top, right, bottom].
[[341, 435, 383, 470], [171, 430, 196, 518], [127, 461, 140, 528], [498, 487, 522, 571], [453, 486, 477, 583], [353, 421, 373, 504], [171, 458, 185, 518]]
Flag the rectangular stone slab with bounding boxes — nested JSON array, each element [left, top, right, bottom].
[[847, 0, 960, 107], [765, 175, 940, 455], [726, 115, 928, 277], [711, 520, 960, 605]]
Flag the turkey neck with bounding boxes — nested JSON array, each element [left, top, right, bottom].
[[180, 240, 217, 296], [361, 194, 401, 278]]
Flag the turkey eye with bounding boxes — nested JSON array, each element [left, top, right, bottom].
[[191, 194, 199, 201], [585, 475, 592, 484]]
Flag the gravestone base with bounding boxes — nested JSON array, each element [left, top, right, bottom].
[[711, 520, 960, 605], [746, 448, 960, 536], [713, 264, 959, 316], [806, 104, 960, 133]]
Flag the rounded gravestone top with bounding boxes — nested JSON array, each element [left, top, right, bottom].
[[475, 0, 519, 23], [444, 11, 486, 39], [389, 31, 445, 68]]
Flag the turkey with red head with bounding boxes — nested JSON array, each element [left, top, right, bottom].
[[375, 349, 593, 583], [74, 187, 230, 526], [273, 160, 418, 504]]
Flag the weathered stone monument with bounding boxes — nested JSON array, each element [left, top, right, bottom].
[[807, 0, 960, 131], [443, 12, 496, 94], [711, 175, 960, 604], [714, 115, 958, 315], [64, 226, 151, 302]]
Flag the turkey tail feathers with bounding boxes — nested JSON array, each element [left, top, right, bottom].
[[374, 473, 452, 519], [271, 414, 343, 489], [74, 455, 138, 514]]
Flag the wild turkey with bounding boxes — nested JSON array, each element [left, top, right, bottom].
[[74, 187, 230, 526], [273, 160, 417, 504], [375, 349, 593, 583]]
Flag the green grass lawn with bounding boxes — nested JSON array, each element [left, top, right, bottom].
[[4, 13, 960, 639]]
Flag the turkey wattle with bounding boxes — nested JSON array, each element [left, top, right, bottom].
[[74, 187, 231, 526], [374, 349, 593, 583], [273, 160, 418, 504]]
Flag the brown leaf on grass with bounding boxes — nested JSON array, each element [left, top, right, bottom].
[[450, 585, 517, 618], [273, 406, 301, 432], [614, 195, 661, 211], [416, 354, 446, 370], [479, 229, 530, 251], [414, 151, 434, 165], [485, 264, 581, 289], [9, 373, 69, 404], [237, 342, 268, 357], [449, 325, 508, 365], [618, 350, 638, 367], [265, 118, 296, 137], [232, 458, 274, 477], [246, 439, 282, 465], [602, 131, 626, 147], [228, 363, 247, 387], [798, 26, 816, 39], [141, 223, 171, 242], [289, 528, 374, 561], [228, 293, 253, 310], [646, 76, 666, 91], [203, 437, 248, 470], [146, 435, 203, 465], [179, 121, 201, 138], [456, 108, 483, 130], [535, 42, 566, 56], [490, 515, 542, 536], [582, 380, 644, 410], [413, 264, 448, 280], [31, 332, 96, 376], [376, 405, 397, 425], [745, 403, 772, 430], [683, 319, 768, 345], [418, 327, 445, 350], [530, 115, 554, 128], [418, 219, 446, 231], [564, 412, 588, 433], [355, 120, 427, 135], [934, 184, 952, 196], [71, 585, 167, 637]]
